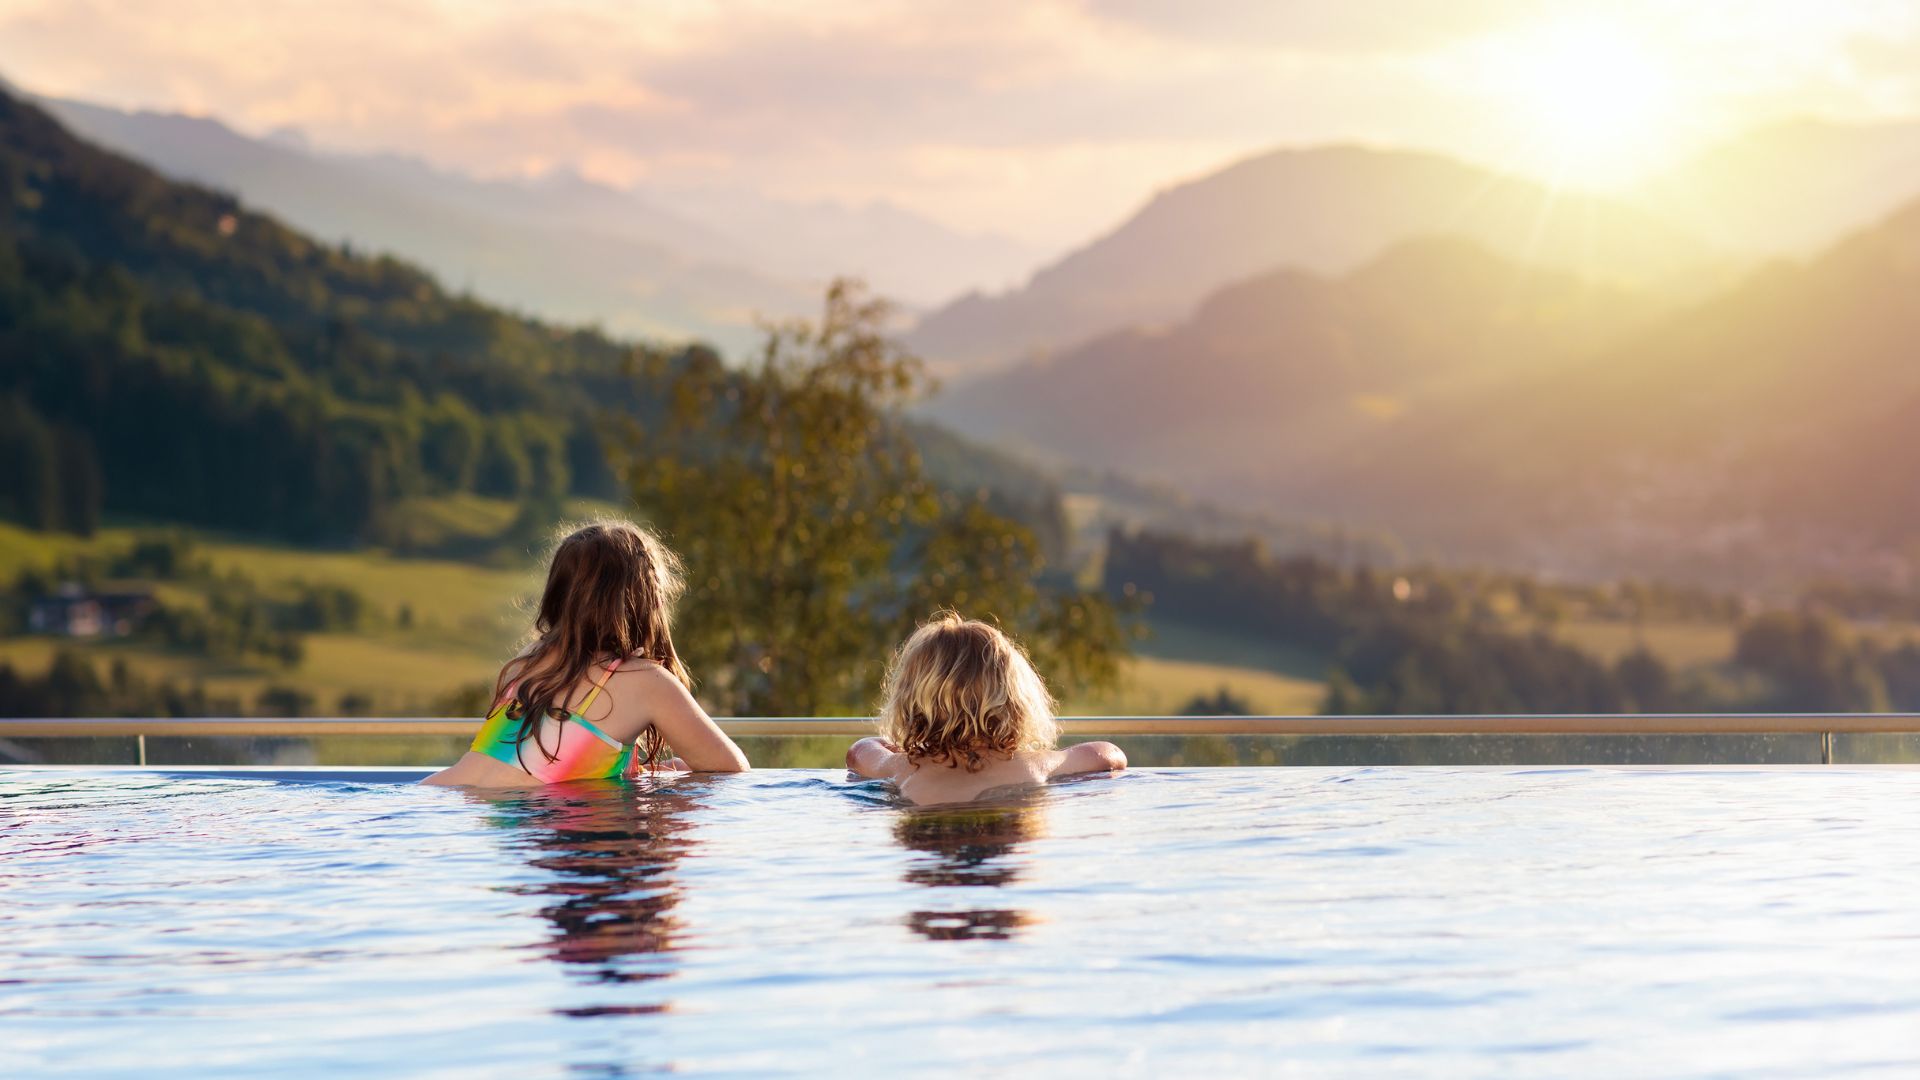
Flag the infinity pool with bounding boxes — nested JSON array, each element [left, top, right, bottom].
[[4, 767, 1918, 1077]]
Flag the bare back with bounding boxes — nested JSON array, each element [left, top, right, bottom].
[[425, 656, 749, 786]]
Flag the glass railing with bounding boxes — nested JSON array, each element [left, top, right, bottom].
[[5, 716, 1918, 768]]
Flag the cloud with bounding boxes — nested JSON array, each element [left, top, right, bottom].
[[2, 0, 1918, 248], [1084, 0, 1522, 52]]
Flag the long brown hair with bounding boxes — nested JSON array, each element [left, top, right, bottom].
[[497, 520, 692, 771]]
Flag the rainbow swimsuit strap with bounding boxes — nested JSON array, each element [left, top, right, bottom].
[[470, 661, 630, 782]]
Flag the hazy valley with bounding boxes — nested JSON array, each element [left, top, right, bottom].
[[9, 79, 1920, 727]]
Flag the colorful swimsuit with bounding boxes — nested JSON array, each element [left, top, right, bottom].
[[470, 660, 632, 782]]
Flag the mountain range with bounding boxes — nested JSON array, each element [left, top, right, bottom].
[[51, 89, 1920, 389], [0, 87, 1068, 552], [39, 97, 1034, 354], [908, 117, 1920, 376], [929, 236, 1659, 478], [1412, 192, 1920, 569], [932, 192, 1920, 586], [21, 76, 1920, 588], [906, 145, 1719, 372], [642, 184, 1039, 306]]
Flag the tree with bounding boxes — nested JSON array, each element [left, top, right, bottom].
[[0, 397, 60, 530], [420, 399, 482, 493], [42, 650, 107, 715], [1321, 668, 1370, 715], [257, 686, 316, 717], [1733, 612, 1889, 713], [1615, 648, 1675, 712], [475, 421, 532, 497], [1179, 687, 1253, 716], [904, 498, 1130, 700], [54, 426, 101, 536], [625, 280, 1130, 717]]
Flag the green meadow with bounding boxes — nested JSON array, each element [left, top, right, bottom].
[[0, 515, 534, 715], [12, 515, 1915, 729], [1068, 619, 1329, 716], [0, 517, 1328, 720]]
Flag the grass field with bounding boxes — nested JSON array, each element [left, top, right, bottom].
[[26, 518, 1875, 724], [1062, 618, 1329, 716], [1546, 618, 1738, 666], [0, 517, 534, 714], [1063, 653, 1326, 716], [1132, 619, 1328, 679], [1, 520, 1332, 720]]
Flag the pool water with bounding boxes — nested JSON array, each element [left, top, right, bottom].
[[4, 767, 1918, 1077]]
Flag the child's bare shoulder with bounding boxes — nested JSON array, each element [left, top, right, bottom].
[[609, 656, 677, 688]]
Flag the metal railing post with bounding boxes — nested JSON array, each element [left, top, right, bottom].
[[137, 733, 147, 767], [1820, 730, 1833, 766]]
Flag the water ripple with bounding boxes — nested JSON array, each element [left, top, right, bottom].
[[3, 766, 1918, 1076]]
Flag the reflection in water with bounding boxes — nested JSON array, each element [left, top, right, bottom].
[[478, 780, 705, 1016], [893, 800, 1047, 942]]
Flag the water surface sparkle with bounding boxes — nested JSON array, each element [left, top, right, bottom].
[[3, 767, 1917, 1076]]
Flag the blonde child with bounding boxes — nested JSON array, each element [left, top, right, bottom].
[[846, 613, 1126, 805]]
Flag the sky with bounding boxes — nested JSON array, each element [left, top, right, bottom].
[[3, 0, 1919, 248]]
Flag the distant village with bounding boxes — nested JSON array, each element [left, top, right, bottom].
[[27, 584, 155, 639]]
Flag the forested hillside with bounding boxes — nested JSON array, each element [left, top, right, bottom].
[[1106, 529, 1917, 717], [38, 95, 813, 353], [0, 89, 1058, 548], [0, 87, 667, 542]]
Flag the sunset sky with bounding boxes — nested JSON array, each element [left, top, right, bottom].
[[3, 0, 1918, 247]]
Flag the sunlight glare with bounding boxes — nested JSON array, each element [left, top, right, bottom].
[[1496, 19, 1682, 183]]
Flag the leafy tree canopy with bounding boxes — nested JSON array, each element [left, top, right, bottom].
[[627, 281, 1130, 717]]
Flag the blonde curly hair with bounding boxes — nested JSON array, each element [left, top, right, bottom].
[[877, 612, 1058, 772]]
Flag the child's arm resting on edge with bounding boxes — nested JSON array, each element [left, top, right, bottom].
[[1055, 740, 1127, 778], [846, 737, 904, 780], [636, 665, 751, 772]]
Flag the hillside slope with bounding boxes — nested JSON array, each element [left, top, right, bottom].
[[0, 89, 1061, 548], [43, 96, 1037, 326], [40, 96, 808, 353], [932, 197, 1920, 586], [1637, 117, 1920, 256], [930, 237, 1657, 487], [1286, 197, 1920, 582], [908, 145, 1714, 371]]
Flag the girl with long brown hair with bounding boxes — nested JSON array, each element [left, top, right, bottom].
[[426, 520, 749, 786]]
